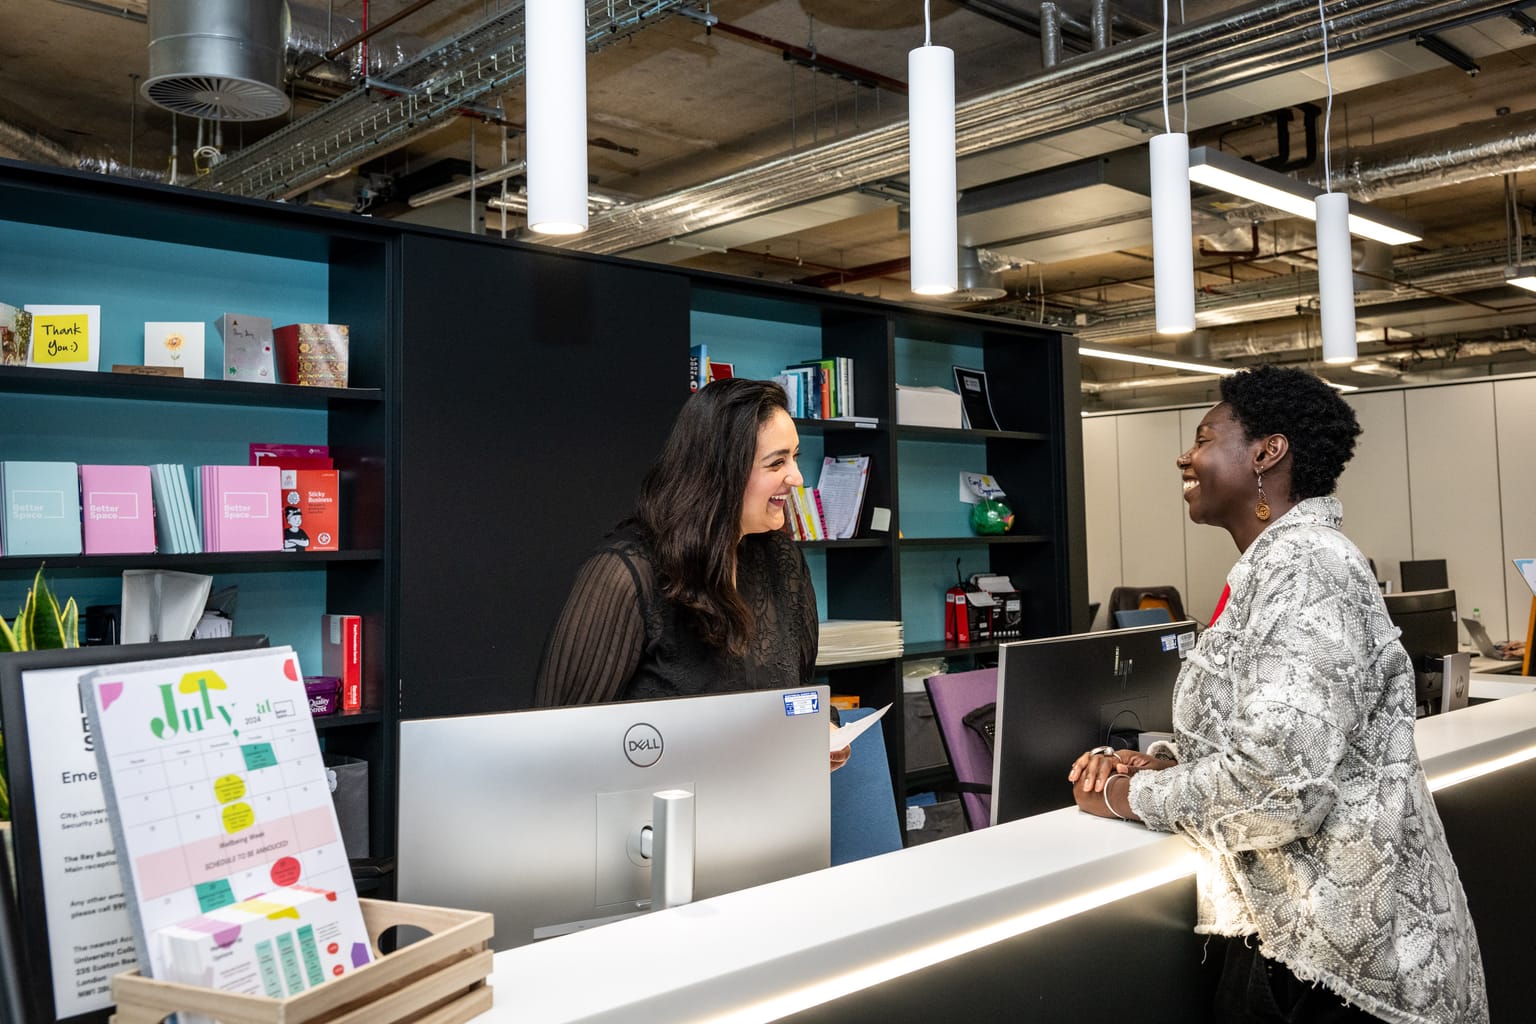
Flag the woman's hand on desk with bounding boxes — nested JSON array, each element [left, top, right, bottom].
[[1068, 746, 1170, 793]]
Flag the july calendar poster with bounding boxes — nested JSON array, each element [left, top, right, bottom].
[[81, 647, 371, 985]]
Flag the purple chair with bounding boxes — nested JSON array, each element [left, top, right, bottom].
[[923, 668, 1001, 831]]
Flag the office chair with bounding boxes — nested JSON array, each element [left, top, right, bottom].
[[829, 706, 903, 864], [924, 669, 1001, 832], [1107, 585, 1187, 625], [1114, 607, 1175, 628]]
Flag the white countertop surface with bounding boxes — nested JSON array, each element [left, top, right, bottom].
[[476, 692, 1536, 1024]]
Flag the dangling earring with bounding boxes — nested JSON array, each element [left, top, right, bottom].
[[1255, 473, 1271, 522]]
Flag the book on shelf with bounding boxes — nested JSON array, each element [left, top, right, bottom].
[[144, 321, 206, 380], [273, 323, 349, 388], [249, 443, 331, 469], [708, 359, 734, 382], [786, 485, 827, 542], [1, 460, 82, 555], [24, 303, 100, 372], [282, 468, 340, 552], [80, 464, 156, 554], [0, 301, 31, 366], [199, 465, 283, 552], [149, 464, 199, 554], [79, 645, 373, 999], [773, 371, 803, 417], [787, 360, 834, 418], [322, 613, 364, 712], [953, 365, 1001, 431], [815, 455, 870, 540], [218, 313, 277, 383], [689, 343, 709, 392]]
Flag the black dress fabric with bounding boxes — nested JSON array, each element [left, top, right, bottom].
[[534, 523, 819, 706], [1215, 937, 1389, 1024]]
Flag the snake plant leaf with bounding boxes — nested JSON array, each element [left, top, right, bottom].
[[29, 568, 68, 650], [15, 587, 34, 651], [0, 613, 17, 653], [61, 597, 80, 648]]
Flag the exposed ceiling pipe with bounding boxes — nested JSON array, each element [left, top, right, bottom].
[[195, 0, 688, 200], [559, 0, 1524, 255]]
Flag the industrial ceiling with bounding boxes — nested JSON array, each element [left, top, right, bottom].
[[4, 0, 1536, 408]]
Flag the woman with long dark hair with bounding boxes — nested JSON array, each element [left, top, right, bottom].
[[536, 379, 843, 766]]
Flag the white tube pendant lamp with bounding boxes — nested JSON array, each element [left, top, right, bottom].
[[1316, 192, 1357, 364], [908, 40, 957, 295], [526, 0, 587, 235], [1150, 132, 1195, 334]]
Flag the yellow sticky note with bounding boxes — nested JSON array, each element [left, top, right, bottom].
[[221, 802, 255, 833], [213, 774, 246, 804], [32, 314, 91, 364]]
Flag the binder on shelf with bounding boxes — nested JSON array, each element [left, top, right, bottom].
[[323, 613, 364, 712]]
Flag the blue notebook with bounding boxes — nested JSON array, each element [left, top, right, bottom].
[[1, 461, 83, 555]]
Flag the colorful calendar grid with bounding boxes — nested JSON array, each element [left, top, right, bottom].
[[81, 647, 371, 986]]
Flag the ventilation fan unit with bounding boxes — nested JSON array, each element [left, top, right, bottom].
[[142, 0, 290, 121]]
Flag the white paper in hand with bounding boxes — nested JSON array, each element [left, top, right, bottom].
[[830, 702, 891, 752]]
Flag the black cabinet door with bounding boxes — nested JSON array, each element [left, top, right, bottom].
[[398, 236, 687, 716]]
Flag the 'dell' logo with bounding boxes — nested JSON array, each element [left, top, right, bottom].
[[623, 723, 663, 768]]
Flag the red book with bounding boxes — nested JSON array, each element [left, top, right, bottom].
[[323, 613, 363, 711], [282, 469, 340, 552]]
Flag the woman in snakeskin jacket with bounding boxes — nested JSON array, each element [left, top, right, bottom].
[[1069, 365, 1487, 1024]]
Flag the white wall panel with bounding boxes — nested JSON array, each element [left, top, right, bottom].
[[1337, 391, 1412, 588], [1495, 377, 1536, 645], [1082, 416, 1122, 630], [1114, 411, 1188, 612], [1405, 383, 1506, 634], [1178, 404, 1234, 626]]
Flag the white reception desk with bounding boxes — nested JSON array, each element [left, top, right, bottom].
[[475, 691, 1536, 1024]]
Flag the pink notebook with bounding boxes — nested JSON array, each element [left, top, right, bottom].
[[80, 464, 156, 554], [205, 465, 283, 552]]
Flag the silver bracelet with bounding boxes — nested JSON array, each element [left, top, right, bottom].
[[1103, 773, 1128, 820]]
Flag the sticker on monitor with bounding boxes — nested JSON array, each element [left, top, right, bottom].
[[783, 690, 821, 716]]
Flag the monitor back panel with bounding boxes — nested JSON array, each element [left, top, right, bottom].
[[397, 687, 831, 950]]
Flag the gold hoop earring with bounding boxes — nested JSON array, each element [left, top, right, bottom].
[[1255, 472, 1271, 522]]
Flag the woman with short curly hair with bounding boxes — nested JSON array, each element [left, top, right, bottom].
[[1070, 365, 1487, 1023]]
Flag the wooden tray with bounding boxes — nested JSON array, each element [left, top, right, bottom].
[[110, 899, 494, 1024]]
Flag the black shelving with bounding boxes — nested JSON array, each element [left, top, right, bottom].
[[900, 535, 1052, 546], [0, 550, 383, 571], [896, 425, 1049, 442], [0, 364, 381, 407]]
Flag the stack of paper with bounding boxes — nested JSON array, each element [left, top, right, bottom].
[[816, 619, 904, 665]]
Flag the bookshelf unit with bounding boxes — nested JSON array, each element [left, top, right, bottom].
[[0, 158, 1085, 863], [0, 159, 398, 878], [686, 279, 1087, 815]]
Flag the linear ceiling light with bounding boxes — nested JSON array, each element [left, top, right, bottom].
[[1077, 342, 1235, 376], [526, 0, 588, 234], [1187, 147, 1422, 246], [908, 1, 957, 295], [1506, 268, 1536, 293]]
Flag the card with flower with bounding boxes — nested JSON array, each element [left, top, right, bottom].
[[144, 320, 206, 379]]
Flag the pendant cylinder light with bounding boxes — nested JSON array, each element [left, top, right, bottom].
[[526, 0, 587, 235], [1316, 192, 1357, 364], [1150, 132, 1195, 334], [907, 43, 957, 296]]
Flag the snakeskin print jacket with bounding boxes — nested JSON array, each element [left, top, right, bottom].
[[1127, 497, 1488, 1024]]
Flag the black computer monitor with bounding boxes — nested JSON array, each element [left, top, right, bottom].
[[1384, 588, 1458, 715], [990, 620, 1193, 825], [1400, 558, 1449, 593]]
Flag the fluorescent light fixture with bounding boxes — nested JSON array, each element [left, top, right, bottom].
[[1505, 266, 1536, 293], [1150, 133, 1196, 334], [526, 0, 588, 234], [1316, 192, 1358, 364], [1324, 380, 1360, 393], [1078, 342, 1235, 375], [908, 42, 958, 295], [1188, 147, 1422, 246]]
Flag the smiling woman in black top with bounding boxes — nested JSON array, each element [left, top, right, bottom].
[[535, 378, 847, 769]]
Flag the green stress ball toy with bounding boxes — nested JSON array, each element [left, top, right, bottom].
[[972, 497, 1015, 535]]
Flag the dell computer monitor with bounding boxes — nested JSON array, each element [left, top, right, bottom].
[[1399, 558, 1449, 593], [1384, 588, 1458, 715], [397, 686, 832, 951], [991, 620, 1194, 825]]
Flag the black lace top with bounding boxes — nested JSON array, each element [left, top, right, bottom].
[[534, 524, 819, 706]]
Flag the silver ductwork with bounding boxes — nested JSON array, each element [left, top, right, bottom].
[[559, 0, 1521, 255], [143, 0, 291, 121], [953, 247, 1008, 301]]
